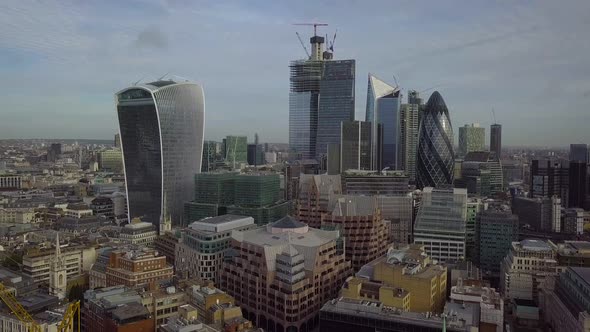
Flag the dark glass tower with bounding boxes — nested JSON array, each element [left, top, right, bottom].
[[570, 144, 588, 162], [116, 80, 205, 230], [340, 120, 374, 171], [490, 124, 502, 160], [416, 91, 454, 189], [289, 33, 355, 161]]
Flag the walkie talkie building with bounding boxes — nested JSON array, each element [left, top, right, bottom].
[[416, 91, 454, 189], [116, 80, 205, 231]]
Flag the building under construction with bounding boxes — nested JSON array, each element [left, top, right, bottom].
[[289, 24, 355, 161]]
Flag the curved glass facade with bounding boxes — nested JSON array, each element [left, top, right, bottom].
[[117, 81, 205, 230], [416, 91, 454, 189]]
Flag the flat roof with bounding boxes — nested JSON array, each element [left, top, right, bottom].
[[189, 215, 254, 233], [570, 267, 590, 283]]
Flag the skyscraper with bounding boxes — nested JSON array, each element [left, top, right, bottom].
[[289, 32, 355, 160], [116, 79, 204, 230], [570, 144, 588, 162], [531, 159, 569, 205], [569, 161, 587, 208], [365, 74, 401, 170], [399, 90, 422, 182], [490, 124, 502, 160], [416, 91, 454, 189], [340, 120, 374, 172], [458, 123, 485, 157]]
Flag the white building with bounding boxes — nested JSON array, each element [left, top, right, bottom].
[[413, 187, 468, 262], [175, 215, 255, 282], [23, 244, 96, 284], [63, 204, 93, 219], [0, 207, 34, 223], [119, 221, 157, 246], [500, 239, 559, 302], [450, 279, 504, 332]]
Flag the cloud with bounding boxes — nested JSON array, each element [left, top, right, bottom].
[[134, 26, 168, 49]]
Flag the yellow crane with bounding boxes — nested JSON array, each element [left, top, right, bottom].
[[0, 283, 80, 332]]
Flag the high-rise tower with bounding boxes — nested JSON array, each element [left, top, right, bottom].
[[399, 90, 423, 182], [490, 124, 502, 160], [289, 28, 355, 160], [116, 79, 205, 230], [458, 123, 485, 157], [365, 74, 401, 170], [416, 91, 454, 189]]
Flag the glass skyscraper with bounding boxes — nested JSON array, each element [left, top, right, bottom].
[[340, 120, 373, 171], [116, 80, 205, 230], [490, 123, 502, 160], [365, 74, 400, 170], [315, 60, 356, 157], [289, 34, 355, 161], [458, 123, 485, 157], [416, 91, 454, 189], [399, 90, 423, 182]]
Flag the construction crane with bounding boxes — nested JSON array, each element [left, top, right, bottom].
[[328, 29, 337, 52], [295, 31, 310, 58], [0, 282, 80, 332], [293, 22, 328, 36]]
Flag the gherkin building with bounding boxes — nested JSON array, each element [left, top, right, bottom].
[[416, 91, 455, 189]]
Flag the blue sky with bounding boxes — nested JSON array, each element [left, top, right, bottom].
[[1, 0, 589, 146]]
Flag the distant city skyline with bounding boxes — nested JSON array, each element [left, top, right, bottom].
[[1, 1, 590, 146]]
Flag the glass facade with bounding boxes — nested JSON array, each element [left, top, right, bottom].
[[289, 60, 322, 159], [316, 60, 356, 157], [116, 81, 205, 230], [416, 91, 455, 189], [365, 75, 400, 170], [458, 124, 485, 157], [490, 123, 502, 160], [340, 121, 372, 171]]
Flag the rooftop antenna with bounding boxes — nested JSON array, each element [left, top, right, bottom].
[[158, 72, 169, 81], [293, 22, 328, 36], [392, 74, 399, 90], [295, 32, 310, 59], [133, 77, 144, 86], [492, 108, 497, 124]]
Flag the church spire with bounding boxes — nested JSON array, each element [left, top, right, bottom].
[[55, 232, 61, 258]]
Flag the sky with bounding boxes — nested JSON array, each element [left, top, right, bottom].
[[0, 0, 589, 147]]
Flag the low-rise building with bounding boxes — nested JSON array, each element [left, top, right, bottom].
[[319, 298, 480, 332], [23, 244, 96, 284], [556, 241, 590, 267], [540, 267, 590, 332], [63, 203, 93, 219], [119, 220, 157, 246], [175, 215, 255, 281], [142, 285, 187, 329], [500, 239, 559, 302], [155, 230, 181, 266], [90, 196, 114, 220], [450, 279, 504, 332], [352, 244, 447, 313], [105, 247, 173, 288]]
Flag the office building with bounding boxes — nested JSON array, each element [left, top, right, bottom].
[[105, 247, 173, 287], [247, 144, 264, 166], [461, 151, 504, 196], [449, 280, 504, 332], [341, 169, 409, 196], [295, 174, 342, 228], [562, 208, 585, 235], [540, 267, 590, 332], [465, 198, 482, 261], [83, 286, 154, 332], [569, 161, 587, 208], [185, 172, 290, 226], [339, 120, 373, 171], [350, 244, 447, 313], [90, 196, 114, 220], [202, 140, 222, 172], [141, 285, 188, 329], [413, 187, 468, 262], [326, 143, 341, 175], [365, 74, 401, 170], [220, 216, 352, 332], [500, 239, 559, 301], [512, 196, 561, 232], [570, 143, 588, 162], [531, 159, 569, 205], [0, 175, 22, 189], [223, 136, 247, 169], [175, 215, 255, 281], [555, 241, 590, 267], [23, 245, 96, 284], [320, 298, 479, 332], [490, 124, 502, 160], [476, 208, 519, 275], [114, 133, 121, 148], [416, 92, 454, 189], [97, 149, 123, 173], [458, 123, 485, 157], [322, 196, 391, 271], [47, 143, 61, 162], [399, 90, 423, 182], [154, 231, 181, 266], [89, 247, 113, 289], [119, 219, 158, 246], [116, 80, 205, 229], [289, 31, 355, 160]]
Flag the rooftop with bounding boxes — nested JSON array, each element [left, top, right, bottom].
[[518, 239, 553, 252], [570, 267, 590, 283], [111, 302, 150, 322], [194, 214, 251, 225]]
